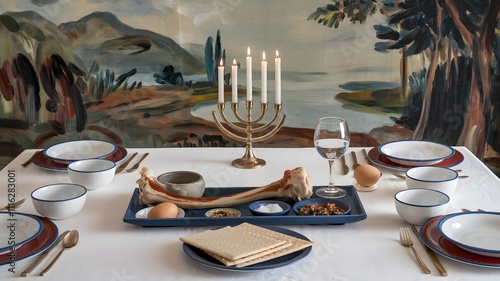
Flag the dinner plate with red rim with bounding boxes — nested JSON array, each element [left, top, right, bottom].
[[33, 145, 127, 171], [420, 215, 500, 268], [368, 146, 463, 171], [0, 213, 58, 265], [438, 212, 500, 258]]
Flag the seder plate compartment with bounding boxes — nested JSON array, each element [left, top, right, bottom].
[[123, 185, 367, 227]]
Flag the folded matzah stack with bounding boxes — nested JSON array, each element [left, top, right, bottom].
[[180, 222, 313, 267]]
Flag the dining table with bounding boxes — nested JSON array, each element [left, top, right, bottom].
[[1, 146, 499, 281]]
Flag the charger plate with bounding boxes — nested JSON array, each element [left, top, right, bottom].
[[0, 213, 58, 265], [182, 225, 312, 271], [420, 215, 500, 268]]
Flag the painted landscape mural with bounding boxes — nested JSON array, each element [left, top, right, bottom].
[[0, 0, 498, 175]]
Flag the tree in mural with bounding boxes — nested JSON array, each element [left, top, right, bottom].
[[309, 0, 500, 158], [204, 30, 226, 83]]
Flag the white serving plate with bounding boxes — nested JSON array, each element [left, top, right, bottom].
[[438, 212, 500, 257], [44, 140, 118, 164], [0, 212, 43, 254], [378, 140, 454, 166]]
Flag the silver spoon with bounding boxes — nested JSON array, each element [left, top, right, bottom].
[[39, 230, 79, 276]]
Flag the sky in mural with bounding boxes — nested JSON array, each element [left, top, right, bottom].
[[2, 0, 401, 75]]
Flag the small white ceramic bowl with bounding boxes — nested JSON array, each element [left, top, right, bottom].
[[405, 166, 458, 196], [157, 171, 205, 197], [31, 183, 87, 220], [249, 200, 291, 216], [394, 188, 450, 225], [68, 159, 116, 190]]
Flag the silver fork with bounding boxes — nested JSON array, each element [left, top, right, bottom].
[[399, 227, 431, 274]]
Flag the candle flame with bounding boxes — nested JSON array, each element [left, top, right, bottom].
[[262, 51, 266, 61], [233, 59, 237, 65], [220, 59, 223, 66], [247, 46, 251, 56], [276, 50, 280, 58]]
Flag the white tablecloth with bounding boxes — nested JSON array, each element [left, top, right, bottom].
[[1, 147, 499, 281]]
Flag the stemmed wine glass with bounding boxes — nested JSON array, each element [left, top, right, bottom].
[[314, 117, 350, 198]]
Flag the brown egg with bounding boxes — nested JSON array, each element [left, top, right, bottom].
[[147, 202, 179, 218], [354, 164, 381, 187]]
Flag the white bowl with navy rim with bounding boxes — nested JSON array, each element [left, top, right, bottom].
[[43, 140, 118, 164], [438, 212, 500, 257], [405, 166, 458, 196], [379, 140, 454, 166], [394, 188, 449, 225], [31, 183, 87, 220], [68, 159, 116, 190], [249, 200, 291, 216]]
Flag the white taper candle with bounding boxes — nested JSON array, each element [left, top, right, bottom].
[[261, 51, 267, 104], [246, 47, 252, 101], [275, 50, 281, 104], [231, 59, 238, 103], [218, 59, 224, 103]]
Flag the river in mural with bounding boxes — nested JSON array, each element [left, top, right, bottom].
[[190, 67, 400, 133]]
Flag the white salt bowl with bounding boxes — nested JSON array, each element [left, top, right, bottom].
[[31, 183, 87, 220], [405, 166, 458, 196], [68, 159, 116, 190], [394, 188, 450, 225]]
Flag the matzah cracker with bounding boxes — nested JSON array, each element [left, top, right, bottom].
[[233, 223, 313, 267], [206, 241, 293, 266], [180, 225, 287, 261]]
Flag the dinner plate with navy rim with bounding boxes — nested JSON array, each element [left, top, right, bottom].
[[378, 140, 454, 166], [368, 146, 464, 171], [33, 145, 127, 171], [438, 212, 500, 258], [182, 225, 312, 271], [43, 140, 118, 164], [420, 215, 500, 268], [0, 212, 58, 265], [0, 212, 43, 255]]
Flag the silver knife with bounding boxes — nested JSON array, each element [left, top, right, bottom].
[[411, 225, 448, 276], [20, 230, 70, 277], [340, 155, 349, 175], [115, 152, 138, 174], [351, 151, 360, 170]]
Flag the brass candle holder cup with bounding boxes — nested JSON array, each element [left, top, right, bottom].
[[212, 101, 286, 169]]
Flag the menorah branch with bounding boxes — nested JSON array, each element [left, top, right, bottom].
[[212, 101, 286, 169]]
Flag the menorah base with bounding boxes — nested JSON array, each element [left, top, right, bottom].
[[232, 157, 266, 169]]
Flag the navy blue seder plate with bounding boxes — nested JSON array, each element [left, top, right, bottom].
[[182, 225, 312, 271], [123, 185, 367, 227]]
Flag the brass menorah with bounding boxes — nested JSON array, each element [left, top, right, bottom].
[[212, 101, 286, 169]]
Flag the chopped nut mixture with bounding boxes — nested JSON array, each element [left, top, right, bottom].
[[208, 209, 238, 217], [298, 203, 346, 215]]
